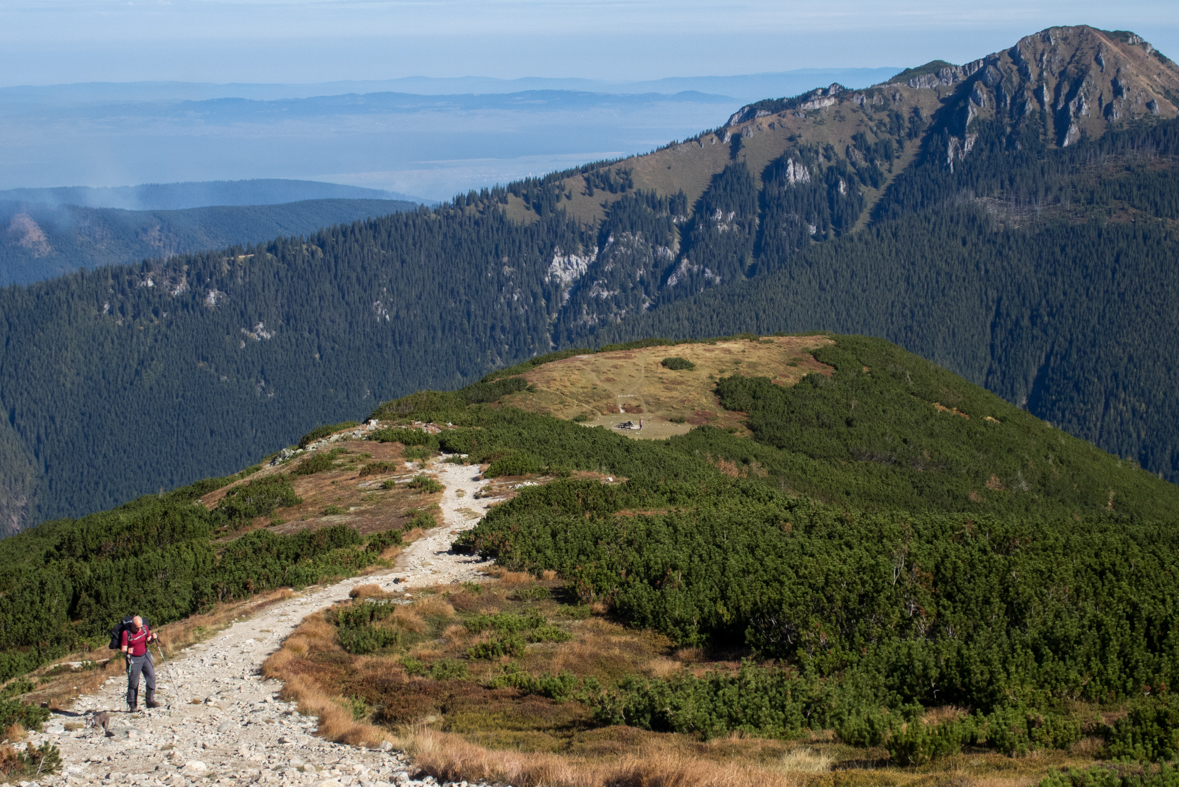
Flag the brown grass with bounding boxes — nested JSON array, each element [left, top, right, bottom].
[[506, 336, 834, 437], [777, 747, 832, 773], [3, 725, 25, 743], [407, 727, 801, 787], [388, 608, 428, 634], [922, 706, 967, 725], [645, 658, 683, 679], [349, 583, 389, 599], [413, 596, 457, 619], [487, 568, 533, 586], [263, 613, 389, 747], [278, 676, 387, 747]]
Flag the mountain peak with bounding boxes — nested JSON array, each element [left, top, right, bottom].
[[900, 25, 1179, 156], [718, 26, 1179, 175]]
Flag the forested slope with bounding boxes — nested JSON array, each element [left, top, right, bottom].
[[2, 25, 1178, 534], [0, 198, 417, 286]]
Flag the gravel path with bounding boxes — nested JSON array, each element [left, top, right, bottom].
[[18, 461, 502, 787]]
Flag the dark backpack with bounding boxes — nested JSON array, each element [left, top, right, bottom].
[[107, 615, 151, 650]]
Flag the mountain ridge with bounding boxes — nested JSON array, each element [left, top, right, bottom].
[[0, 24, 1177, 534]]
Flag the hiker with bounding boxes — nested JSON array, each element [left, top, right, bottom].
[[121, 616, 159, 711]]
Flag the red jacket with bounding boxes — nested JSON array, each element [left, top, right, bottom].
[[121, 625, 152, 657]]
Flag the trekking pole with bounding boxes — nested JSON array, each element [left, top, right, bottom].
[[152, 641, 183, 698]]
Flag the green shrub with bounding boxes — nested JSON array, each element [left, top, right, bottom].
[[487, 668, 583, 702], [661, 357, 696, 371], [366, 530, 404, 554], [0, 679, 34, 700], [215, 476, 301, 524], [299, 422, 359, 449], [381, 479, 396, 490], [359, 461, 396, 477], [1108, 696, 1179, 762], [511, 585, 551, 602], [484, 452, 543, 477], [292, 452, 338, 476], [834, 707, 903, 748], [0, 699, 49, 731], [368, 428, 438, 448], [467, 633, 525, 660], [407, 475, 443, 493], [321, 505, 345, 516], [463, 610, 547, 634], [405, 510, 438, 529], [0, 742, 61, 780], [402, 446, 432, 462], [572, 413, 590, 423], [527, 624, 572, 643], [401, 657, 429, 677], [888, 719, 969, 766], [1041, 764, 1179, 787], [460, 376, 530, 405], [431, 661, 469, 681], [333, 601, 402, 654]]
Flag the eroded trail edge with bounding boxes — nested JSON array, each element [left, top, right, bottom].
[[32, 461, 497, 787]]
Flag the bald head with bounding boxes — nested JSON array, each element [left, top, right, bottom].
[[132, 616, 143, 630]]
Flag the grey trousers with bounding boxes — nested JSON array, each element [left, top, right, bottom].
[[126, 653, 155, 706]]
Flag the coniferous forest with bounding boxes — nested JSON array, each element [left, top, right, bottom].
[[2, 30, 1179, 534]]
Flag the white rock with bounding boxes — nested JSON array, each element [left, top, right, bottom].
[[181, 761, 208, 776]]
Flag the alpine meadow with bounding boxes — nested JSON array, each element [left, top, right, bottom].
[[0, 21, 1178, 787]]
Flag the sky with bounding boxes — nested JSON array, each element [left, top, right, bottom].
[[1, 0, 1177, 87]]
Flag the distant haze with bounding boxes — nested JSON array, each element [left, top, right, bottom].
[[0, 70, 898, 201], [0, 180, 420, 211]]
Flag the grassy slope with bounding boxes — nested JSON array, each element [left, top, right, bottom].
[[492, 333, 1179, 519], [503, 84, 946, 227], [7, 331, 1179, 786]]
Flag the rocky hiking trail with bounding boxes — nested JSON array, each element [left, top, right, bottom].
[[20, 462, 501, 787]]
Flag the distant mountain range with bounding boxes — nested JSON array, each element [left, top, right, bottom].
[[0, 179, 421, 211], [0, 196, 417, 287], [0, 68, 901, 105], [0, 25, 1177, 536], [0, 72, 899, 201]]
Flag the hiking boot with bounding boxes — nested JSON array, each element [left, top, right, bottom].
[[127, 688, 138, 712], [145, 691, 160, 709]]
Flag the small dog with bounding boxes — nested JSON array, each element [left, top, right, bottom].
[[86, 711, 113, 737]]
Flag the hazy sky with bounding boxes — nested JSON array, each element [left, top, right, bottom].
[[1, 0, 1176, 86]]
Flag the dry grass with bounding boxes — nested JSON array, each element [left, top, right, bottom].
[[506, 335, 835, 436], [388, 608, 427, 634], [777, 747, 832, 773], [278, 676, 387, 747], [487, 568, 533, 586], [263, 613, 389, 747], [413, 595, 457, 619], [349, 584, 389, 599], [922, 706, 967, 725], [407, 727, 802, 787], [645, 658, 683, 679], [3, 725, 25, 743]]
